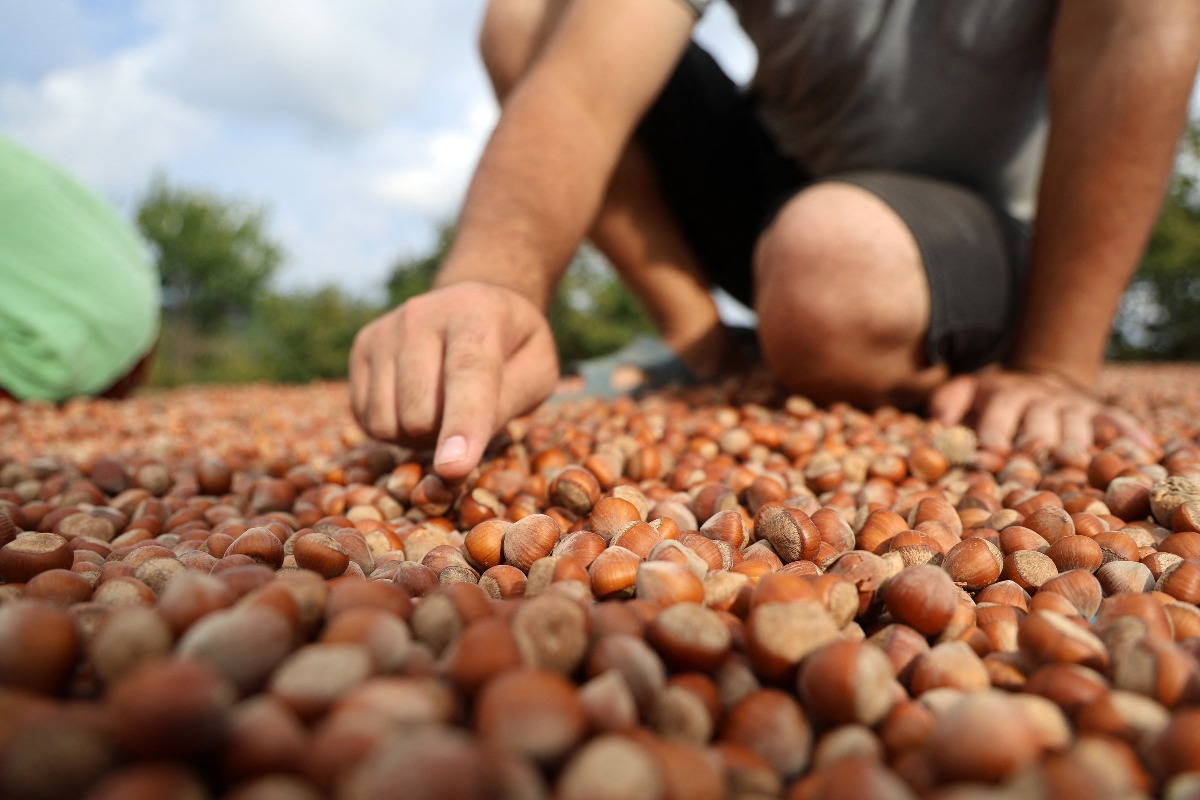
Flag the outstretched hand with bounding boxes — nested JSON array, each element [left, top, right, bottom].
[[350, 282, 559, 481], [928, 366, 1156, 454]]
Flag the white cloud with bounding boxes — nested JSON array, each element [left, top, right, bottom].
[[140, 0, 472, 137], [371, 99, 497, 218], [0, 0, 764, 300], [0, 46, 212, 202]]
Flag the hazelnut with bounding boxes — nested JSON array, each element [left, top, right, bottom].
[[797, 639, 901, 726], [881, 563, 958, 636], [0, 532, 73, 583], [941, 537, 1004, 591], [502, 514, 561, 573]]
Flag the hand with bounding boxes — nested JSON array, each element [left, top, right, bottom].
[[350, 282, 559, 480], [928, 366, 1155, 454]]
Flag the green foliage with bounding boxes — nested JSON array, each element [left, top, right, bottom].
[[1112, 119, 1200, 360], [386, 225, 449, 307], [253, 287, 379, 383], [548, 249, 655, 365], [137, 178, 282, 333]]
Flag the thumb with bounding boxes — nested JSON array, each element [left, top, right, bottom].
[[929, 374, 977, 425]]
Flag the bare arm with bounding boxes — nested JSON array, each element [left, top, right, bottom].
[[934, 0, 1200, 451], [351, 0, 695, 477], [439, 0, 697, 302]]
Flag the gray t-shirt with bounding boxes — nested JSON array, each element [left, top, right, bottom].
[[682, 0, 1054, 222]]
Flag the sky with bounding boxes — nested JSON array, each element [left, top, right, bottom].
[[0, 0, 756, 299]]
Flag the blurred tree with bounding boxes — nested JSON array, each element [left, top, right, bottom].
[[1112, 119, 1200, 360], [256, 287, 380, 383], [386, 224, 449, 307], [383, 221, 654, 365], [137, 178, 282, 332], [548, 248, 656, 364]]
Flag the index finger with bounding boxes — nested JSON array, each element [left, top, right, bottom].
[[432, 321, 506, 481]]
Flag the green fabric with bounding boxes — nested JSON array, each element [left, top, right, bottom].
[[0, 135, 160, 401]]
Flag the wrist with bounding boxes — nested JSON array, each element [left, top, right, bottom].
[[1004, 356, 1100, 398]]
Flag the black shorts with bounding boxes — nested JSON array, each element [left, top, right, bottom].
[[634, 43, 1031, 373]]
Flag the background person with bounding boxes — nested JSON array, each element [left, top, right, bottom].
[[0, 135, 160, 403], [351, 0, 1200, 478]]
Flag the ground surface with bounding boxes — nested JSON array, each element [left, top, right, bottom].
[[1, 363, 1200, 799]]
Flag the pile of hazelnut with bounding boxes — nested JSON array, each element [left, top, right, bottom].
[[1, 365, 1200, 799]]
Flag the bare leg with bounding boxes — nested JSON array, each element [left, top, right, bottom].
[[754, 182, 947, 408]]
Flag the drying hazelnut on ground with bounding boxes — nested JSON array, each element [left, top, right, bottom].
[[409, 581, 493, 656], [636, 560, 704, 607], [556, 735, 663, 800], [700, 509, 749, 550], [0, 532, 73, 583], [1157, 559, 1200, 604], [510, 593, 590, 676], [1148, 706, 1200, 778], [550, 466, 602, 515], [1045, 534, 1104, 574], [177, 605, 298, 694], [391, 561, 439, 598], [1037, 569, 1104, 619], [438, 616, 524, 696], [1075, 689, 1171, 746], [1150, 476, 1200, 527], [476, 667, 587, 765], [646, 601, 732, 672], [755, 506, 821, 563], [22, 567, 93, 606], [478, 564, 527, 599], [611, 520, 664, 560], [553, 530, 607, 568], [719, 688, 812, 779], [588, 545, 641, 600], [823, 550, 892, 616], [502, 513, 561, 573], [928, 691, 1040, 783], [1001, 549, 1059, 592], [974, 579, 1031, 610], [1019, 609, 1110, 671], [588, 496, 643, 542], [270, 643, 374, 721], [88, 605, 173, 685], [881, 563, 958, 636], [797, 639, 901, 727], [856, 509, 910, 554], [108, 657, 235, 760], [225, 527, 285, 569], [585, 634, 667, 717], [909, 640, 989, 695], [291, 532, 351, 579], [745, 600, 840, 684], [0, 600, 79, 693], [941, 537, 1003, 591]]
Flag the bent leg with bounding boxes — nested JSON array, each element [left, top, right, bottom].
[[754, 172, 1024, 409], [754, 182, 944, 408]]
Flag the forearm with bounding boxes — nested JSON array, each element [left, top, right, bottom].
[[1010, 0, 1200, 387], [435, 0, 695, 310], [435, 80, 617, 308]]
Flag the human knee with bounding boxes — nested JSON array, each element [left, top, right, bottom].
[[751, 185, 926, 403], [755, 280, 866, 401]]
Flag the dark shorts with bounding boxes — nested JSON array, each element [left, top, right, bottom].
[[635, 43, 1031, 373]]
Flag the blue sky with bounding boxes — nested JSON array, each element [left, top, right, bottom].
[[0, 0, 754, 298]]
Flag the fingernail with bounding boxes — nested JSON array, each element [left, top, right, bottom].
[[435, 435, 467, 466]]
